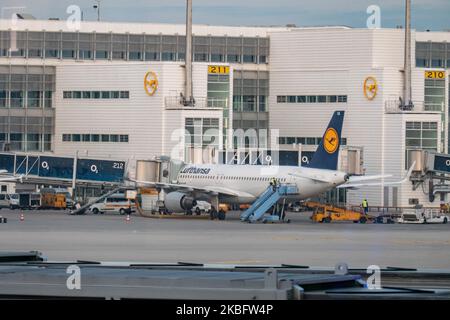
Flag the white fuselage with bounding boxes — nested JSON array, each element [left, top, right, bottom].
[[176, 164, 348, 204]]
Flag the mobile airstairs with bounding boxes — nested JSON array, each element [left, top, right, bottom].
[[240, 184, 299, 223]]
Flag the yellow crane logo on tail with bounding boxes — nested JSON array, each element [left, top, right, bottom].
[[363, 76, 378, 100], [144, 71, 158, 96], [324, 128, 339, 154]]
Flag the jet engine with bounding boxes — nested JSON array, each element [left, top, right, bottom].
[[165, 192, 197, 212]]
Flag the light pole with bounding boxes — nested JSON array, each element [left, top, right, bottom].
[[93, 0, 101, 22]]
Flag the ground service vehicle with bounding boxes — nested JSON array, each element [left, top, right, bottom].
[[40, 188, 74, 210], [90, 194, 135, 215]]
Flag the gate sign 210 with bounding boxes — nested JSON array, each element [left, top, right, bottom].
[[76, 159, 125, 182]]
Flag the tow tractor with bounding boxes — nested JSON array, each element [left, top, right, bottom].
[[305, 201, 375, 224]]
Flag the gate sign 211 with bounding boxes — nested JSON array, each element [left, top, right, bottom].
[[76, 159, 125, 182]]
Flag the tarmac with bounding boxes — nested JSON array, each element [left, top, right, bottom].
[[0, 209, 449, 270]]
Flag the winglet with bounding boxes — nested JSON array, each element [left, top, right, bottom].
[[401, 161, 415, 184]]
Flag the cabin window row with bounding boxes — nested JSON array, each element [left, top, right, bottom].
[[179, 174, 288, 182]]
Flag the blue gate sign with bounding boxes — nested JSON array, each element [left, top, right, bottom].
[[433, 155, 450, 173], [76, 159, 125, 183], [0, 153, 15, 173], [39, 156, 74, 179], [301, 151, 315, 166]]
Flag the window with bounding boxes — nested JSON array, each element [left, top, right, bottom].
[[27, 91, 41, 108], [63, 90, 129, 99], [307, 96, 317, 103], [297, 96, 306, 103], [92, 91, 101, 99], [406, 121, 438, 150], [45, 49, 59, 58], [63, 134, 128, 143], [62, 50, 75, 59], [96, 50, 109, 60], [83, 91, 91, 99], [45, 91, 52, 108], [288, 96, 296, 103], [63, 91, 72, 99], [10, 91, 24, 108], [110, 135, 119, 142], [318, 95, 327, 103], [277, 96, 287, 103], [0, 91, 6, 107], [338, 95, 348, 103]]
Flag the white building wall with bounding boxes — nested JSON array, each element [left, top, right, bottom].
[[54, 62, 221, 164], [269, 28, 445, 207]]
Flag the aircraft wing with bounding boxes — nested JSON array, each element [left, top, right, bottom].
[[0, 175, 23, 183], [129, 179, 253, 198], [288, 172, 335, 183], [337, 162, 415, 189]]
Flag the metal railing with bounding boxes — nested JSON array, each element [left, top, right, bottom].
[[385, 99, 442, 114], [165, 96, 228, 109]]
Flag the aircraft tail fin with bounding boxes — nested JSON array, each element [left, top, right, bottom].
[[307, 111, 345, 170]]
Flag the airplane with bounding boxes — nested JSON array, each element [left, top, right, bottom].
[[132, 111, 412, 219]]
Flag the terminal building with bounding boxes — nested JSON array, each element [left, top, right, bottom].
[[0, 17, 449, 207]]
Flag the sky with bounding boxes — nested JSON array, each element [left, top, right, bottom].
[[1, 0, 449, 31]]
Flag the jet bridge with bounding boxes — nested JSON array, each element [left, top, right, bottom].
[[0, 152, 126, 187], [408, 150, 450, 202]]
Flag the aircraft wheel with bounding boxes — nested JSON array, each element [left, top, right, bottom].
[[218, 210, 226, 221], [210, 208, 217, 220]]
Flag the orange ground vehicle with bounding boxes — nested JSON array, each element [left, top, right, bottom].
[[306, 201, 374, 223]]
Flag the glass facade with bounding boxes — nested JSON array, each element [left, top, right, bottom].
[[0, 31, 269, 64], [416, 42, 450, 69], [233, 70, 269, 141], [405, 122, 438, 150], [0, 65, 55, 152]]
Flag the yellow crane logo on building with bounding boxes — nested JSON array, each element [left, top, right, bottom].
[[363, 76, 378, 100], [144, 71, 158, 96]]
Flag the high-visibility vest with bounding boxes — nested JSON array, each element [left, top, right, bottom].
[[362, 200, 368, 208]]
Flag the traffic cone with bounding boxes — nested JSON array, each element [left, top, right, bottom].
[[20, 213, 24, 222], [125, 214, 130, 223]]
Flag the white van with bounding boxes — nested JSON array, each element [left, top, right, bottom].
[[0, 194, 9, 209], [3, 193, 19, 209], [89, 194, 135, 215]]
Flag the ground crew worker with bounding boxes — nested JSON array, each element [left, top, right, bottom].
[[270, 177, 277, 191], [362, 199, 369, 215]]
